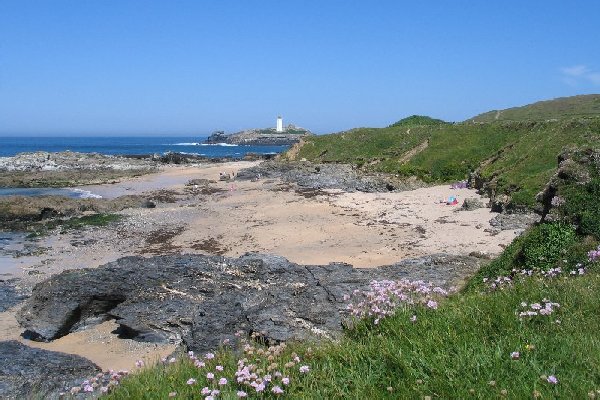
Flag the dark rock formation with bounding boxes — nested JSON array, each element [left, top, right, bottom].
[[0, 340, 100, 399], [205, 127, 312, 146], [487, 213, 539, 235], [461, 198, 485, 211], [237, 161, 424, 193], [537, 147, 600, 221], [17, 253, 480, 352]]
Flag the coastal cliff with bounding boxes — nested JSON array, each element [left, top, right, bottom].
[[205, 125, 313, 146]]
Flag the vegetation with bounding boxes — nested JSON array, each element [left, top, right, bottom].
[[471, 94, 600, 122], [294, 113, 600, 207], [88, 95, 600, 398], [26, 213, 122, 237], [388, 114, 448, 127]]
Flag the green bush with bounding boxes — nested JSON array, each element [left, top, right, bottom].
[[519, 222, 577, 270], [562, 177, 600, 239]]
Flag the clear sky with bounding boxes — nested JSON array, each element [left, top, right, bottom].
[[1, 1, 600, 136]]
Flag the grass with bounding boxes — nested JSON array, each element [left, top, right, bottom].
[[293, 117, 600, 208], [24, 213, 122, 237], [101, 264, 600, 399], [472, 94, 600, 122]]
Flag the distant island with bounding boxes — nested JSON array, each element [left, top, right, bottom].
[[205, 116, 313, 146]]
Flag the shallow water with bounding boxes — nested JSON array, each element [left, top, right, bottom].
[[0, 232, 29, 276], [0, 187, 102, 198]]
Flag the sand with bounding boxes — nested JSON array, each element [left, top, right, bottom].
[[0, 161, 521, 372]]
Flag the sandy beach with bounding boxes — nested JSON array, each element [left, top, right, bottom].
[[0, 161, 521, 371]]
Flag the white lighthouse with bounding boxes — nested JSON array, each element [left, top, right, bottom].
[[276, 116, 283, 132]]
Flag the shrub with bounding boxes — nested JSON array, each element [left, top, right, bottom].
[[518, 222, 577, 271]]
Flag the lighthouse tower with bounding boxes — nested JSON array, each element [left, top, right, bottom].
[[276, 116, 283, 132]]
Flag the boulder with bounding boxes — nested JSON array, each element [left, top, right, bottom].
[[17, 253, 480, 352], [0, 340, 100, 399], [461, 198, 485, 211]]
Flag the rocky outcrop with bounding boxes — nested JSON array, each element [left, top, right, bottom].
[[205, 127, 313, 146], [0, 340, 100, 399], [537, 147, 600, 221], [17, 253, 480, 352], [0, 194, 156, 230], [237, 161, 425, 193], [460, 198, 484, 211]]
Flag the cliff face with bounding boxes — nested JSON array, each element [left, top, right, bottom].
[[205, 126, 313, 146]]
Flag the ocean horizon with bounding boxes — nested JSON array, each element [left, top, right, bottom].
[[0, 136, 290, 158]]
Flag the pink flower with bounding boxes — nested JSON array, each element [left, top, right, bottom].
[[205, 352, 215, 360], [547, 375, 558, 384], [218, 377, 228, 386], [186, 378, 197, 385], [83, 385, 94, 393], [255, 382, 266, 392], [299, 365, 310, 373], [135, 360, 144, 368], [282, 377, 290, 385], [237, 390, 248, 397], [426, 300, 438, 310], [272, 385, 284, 394], [201, 387, 211, 395], [206, 372, 214, 380], [216, 365, 224, 371], [511, 351, 520, 360]]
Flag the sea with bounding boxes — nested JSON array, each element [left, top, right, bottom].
[[0, 136, 289, 198], [0, 136, 289, 158]]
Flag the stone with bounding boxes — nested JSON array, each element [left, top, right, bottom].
[[461, 198, 485, 211], [16, 253, 481, 353], [0, 340, 100, 399]]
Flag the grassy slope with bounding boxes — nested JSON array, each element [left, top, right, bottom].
[[472, 94, 600, 123], [106, 269, 600, 399], [294, 118, 600, 207]]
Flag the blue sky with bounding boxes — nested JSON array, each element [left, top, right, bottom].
[[1, 1, 599, 136]]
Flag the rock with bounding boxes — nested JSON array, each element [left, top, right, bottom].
[[461, 198, 484, 211], [205, 127, 313, 146], [237, 161, 424, 193], [0, 340, 100, 399], [17, 253, 480, 353], [488, 213, 539, 234]]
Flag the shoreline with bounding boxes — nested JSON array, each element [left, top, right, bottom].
[[0, 159, 530, 372]]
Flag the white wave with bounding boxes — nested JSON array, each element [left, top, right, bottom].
[[70, 188, 103, 199], [198, 143, 238, 147], [170, 142, 200, 146]]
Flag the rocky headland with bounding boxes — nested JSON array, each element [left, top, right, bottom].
[[205, 126, 313, 146]]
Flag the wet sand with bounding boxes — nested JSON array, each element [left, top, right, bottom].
[[0, 161, 521, 372]]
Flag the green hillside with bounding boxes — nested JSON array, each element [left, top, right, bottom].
[[471, 94, 600, 122], [292, 96, 600, 208]]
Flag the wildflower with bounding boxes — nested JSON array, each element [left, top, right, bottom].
[[237, 390, 248, 397], [205, 396, 214, 400], [255, 382, 266, 392], [272, 385, 284, 394], [187, 378, 197, 385], [168, 392, 177, 397], [510, 351, 520, 360], [299, 365, 310, 373], [426, 300, 438, 310], [216, 365, 224, 371], [205, 352, 215, 360], [547, 375, 559, 384], [211, 389, 220, 396], [219, 377, 228, 386], [100, 387, 109, 394], [201, 387, 211, 395], [282, 377, 290, 385], [206, 372, 215, 380], [195, 360, 206, 368], [410, 315, 417, 323], [169, 357, 176, 363], [83, 385, 94, 392], [188, 351, 194, 357]]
